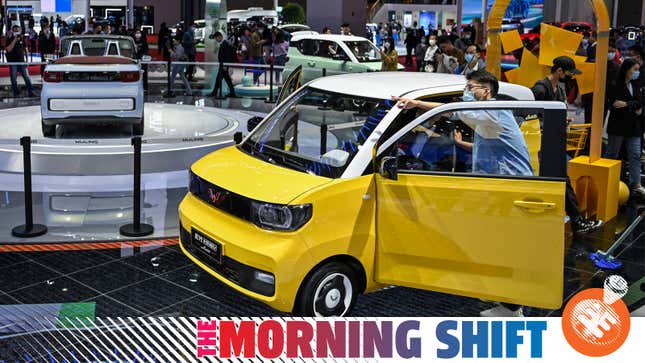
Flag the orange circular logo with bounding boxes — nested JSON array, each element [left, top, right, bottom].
[[562, 283, 630, 357]]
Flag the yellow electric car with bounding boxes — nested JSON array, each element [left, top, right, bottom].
[[179, 72, 568, 316]]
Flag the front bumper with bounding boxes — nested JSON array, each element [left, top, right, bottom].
[[178, 192, 314, 313]]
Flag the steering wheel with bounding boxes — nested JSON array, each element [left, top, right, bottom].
[[397, 154, 432, 171]]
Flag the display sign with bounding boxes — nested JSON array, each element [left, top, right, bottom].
[[56, 0, 72, 13], [462, 0, 544, 32]]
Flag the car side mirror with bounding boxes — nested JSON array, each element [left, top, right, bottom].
[[379, 156, 398, 181], [234, 131, 243, 144], [247, 116, 263, 132]]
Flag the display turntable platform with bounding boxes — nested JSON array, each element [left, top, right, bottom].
[[0, 103, 252, 175], [0, 103, 256, 243]]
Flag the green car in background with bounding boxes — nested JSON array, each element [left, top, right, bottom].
[[283, 34, 404, 84]]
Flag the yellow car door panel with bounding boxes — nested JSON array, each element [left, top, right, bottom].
[[374, 101, 568, 309]]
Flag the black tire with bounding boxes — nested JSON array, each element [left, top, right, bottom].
[[133, 118, 144, 136], [293, 261, 359, 317], [42, 122, 55, 138]]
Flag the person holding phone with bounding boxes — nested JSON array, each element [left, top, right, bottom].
[[381, 38, 399, 71], [6, 25, 35, 98]]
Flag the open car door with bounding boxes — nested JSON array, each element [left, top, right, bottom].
[[374, 101, 567, 309]]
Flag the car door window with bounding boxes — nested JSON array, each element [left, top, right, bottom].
[[380, 102, 567, 180], [298, 39, 317, 56], [316, 40, 347, 60]]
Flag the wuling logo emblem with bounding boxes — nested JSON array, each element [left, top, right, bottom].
[[562, 275, 631, 357], [208, 188, 228, 206]]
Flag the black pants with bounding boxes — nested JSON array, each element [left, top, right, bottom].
[[186, 51, 196, 79], [406, 44, 414, 65], [565, 177, 581, 219], [214, 66, 235, 97]]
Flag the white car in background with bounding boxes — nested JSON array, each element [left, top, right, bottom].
[[41, 35, 146, 137], [283, 34, 405, 84]]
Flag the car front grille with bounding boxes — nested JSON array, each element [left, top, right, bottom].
[[189, 171, 253, 221]]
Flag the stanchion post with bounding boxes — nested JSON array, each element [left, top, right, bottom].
[[119, 136, 154, 237], [143, 63, 149, 91], [12, 136, 47, 238], [266, 62, 275, 103]]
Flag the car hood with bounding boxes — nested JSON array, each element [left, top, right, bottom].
[[191, 146, 333, 205]]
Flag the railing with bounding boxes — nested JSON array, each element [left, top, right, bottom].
[[0, 59, 287, 102]]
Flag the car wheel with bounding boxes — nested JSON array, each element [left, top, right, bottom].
[[293, 262, 358, 317], [133, 118, 144, 136], [42, 122, 55, 138]]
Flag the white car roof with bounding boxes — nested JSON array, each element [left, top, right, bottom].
[[307, 72, 535, 101], [290, 33, 372, 42]]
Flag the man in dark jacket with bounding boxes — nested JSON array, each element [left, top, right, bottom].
[[532, 56, 603, 235], [38, 27, 56, 74], [38, 28, 56, 57], [6, 25, 36, 97], [211, 32, 237, 98], [404, 22, 419, 66], [182, 23, 196, 81]]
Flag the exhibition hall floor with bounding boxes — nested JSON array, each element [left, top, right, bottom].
[[0, 97, 642, 347]]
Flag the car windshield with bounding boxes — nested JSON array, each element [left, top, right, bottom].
[[343, 40, 382, 62], [61, 37, 135, 58], [240, 87, 394, 178]]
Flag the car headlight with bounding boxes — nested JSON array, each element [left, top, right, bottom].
[[251, 202, 312, 231], [188, 170, 200, 195]]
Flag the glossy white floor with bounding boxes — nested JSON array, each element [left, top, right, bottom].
[[0, 102, 259, 243]]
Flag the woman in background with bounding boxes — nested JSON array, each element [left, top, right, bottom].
[[604, 58, 645, 198], [381, 38, 399, 71]]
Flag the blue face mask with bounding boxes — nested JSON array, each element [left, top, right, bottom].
[[632, 71, 641, 80], [608, 52, 616, 61], [582, 39, 589, 46], [462, 90, 475, 102], [465, 53, 475, 63]]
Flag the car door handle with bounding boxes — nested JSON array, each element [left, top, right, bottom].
[[513, 200, 556, 212], [307, 61, 316, 67]]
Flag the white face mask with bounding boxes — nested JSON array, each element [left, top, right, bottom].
[[429, 39, 437, 46], [14, 31, 21, 36]]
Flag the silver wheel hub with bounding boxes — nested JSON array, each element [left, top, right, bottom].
[[325, 288, 341, 308], [313, 272, 353, 317]]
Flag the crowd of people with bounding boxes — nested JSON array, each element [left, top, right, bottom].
[[374, 20, 486, 76]]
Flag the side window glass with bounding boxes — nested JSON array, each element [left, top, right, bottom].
[[299, 39, 316, 56], [108, 43, 119, 55], [393, 108, 543, 178], [70, 43, 82, 55], [317, 40, 346, 59]]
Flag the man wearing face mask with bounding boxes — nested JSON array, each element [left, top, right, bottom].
[[6, 25, 36, 97], [38, 27, 56, 74], [415, 36, 428, 72], [132, 25, 149, 60], [394, 70, 533, 176], [582, 42, 621, 123], [423, 34, 439, 72], [461, 44, 486, 76], [532, 56, 604, 235]]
